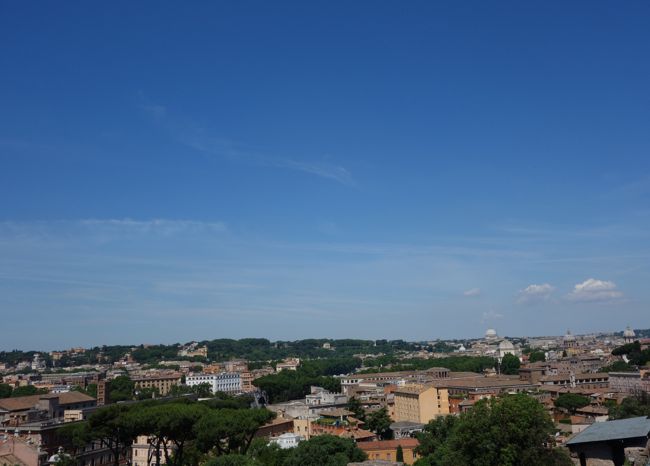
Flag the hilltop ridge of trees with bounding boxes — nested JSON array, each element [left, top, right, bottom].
[[1, 339, 425, 369]]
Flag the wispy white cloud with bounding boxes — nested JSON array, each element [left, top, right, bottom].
[[279, 159, 355, 186], [139, 104, 167, 120], [517, 283, 555, 304], [267, 240, 533, 259], [80, 218, 226, 235], [0, 214, 644, 347], [316, 221, 341, 236], [184, 133, 357, 186], [140, 102, 356, 186], [482, 310, 504, 322], [463, 288, 481, 297], [0, 219, 227, 244], [568, 278, 623, 302], [494, 223, 648, 240], [604, 175, 650, 200]]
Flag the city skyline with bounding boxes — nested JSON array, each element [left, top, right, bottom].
[[2, 1, 650, 349], [1, 324, 644, 353]]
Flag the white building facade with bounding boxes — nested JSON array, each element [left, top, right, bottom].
[[186, 372, 242, 395], [269, 433, 303, 449], [305, 386, 347, 406]]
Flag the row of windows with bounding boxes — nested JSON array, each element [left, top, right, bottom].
[[190, 375, 238, 378]]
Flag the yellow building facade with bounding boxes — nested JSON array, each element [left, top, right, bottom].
[[393, 384, 450, 424]]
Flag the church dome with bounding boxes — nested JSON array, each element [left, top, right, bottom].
[[623, 326, 635, 338], [485, 328, 498, 339], [564, 330, 575, 342]]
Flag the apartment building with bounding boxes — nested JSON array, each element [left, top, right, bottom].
[[186, 372, 241, 395], [393, 384, 449, 424], [132, 373, 182, 396]]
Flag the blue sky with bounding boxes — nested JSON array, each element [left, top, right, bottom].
[[1, 1, 649, 350]]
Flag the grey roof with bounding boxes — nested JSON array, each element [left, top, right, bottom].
[[390, 421, 425, 429], [566, 416, 650, 445]]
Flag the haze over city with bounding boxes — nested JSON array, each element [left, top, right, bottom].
[[2, 1, 650, 350]]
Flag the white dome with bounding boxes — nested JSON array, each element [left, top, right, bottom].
[[564, 330, 575, 341], [624, 326, 635, 338], [485, 328, 498, 338]]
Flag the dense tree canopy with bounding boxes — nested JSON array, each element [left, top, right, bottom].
[[554, 393, 591, 414], [528, 351, 546, 363], [0, 383, 13, 398], [360, 355, 496, 374], [73, 383, 98, 398], [0, 350, 41, 366], [57, 420, 93, 458], [612, 341, 641, 356], [0, 339, 422, 370], [108, 375, 135, 402], [131, 344, 185, 364], [135, 387, 160, 400], [429, 341, 457, 353], [202, 392, 254, 410], [414, 394, 571, 466], [11, 385, 48, 397], [499, 354, 521, 375], [205, 455, 259, 466], [299, 358, 362, 377], [200, 338, 407, 362], [59, 397, 276, 466], [87, 403, 138, 466], [252, 361, 346, 403], [414, 415, 458, 460], [611, 341, 650, 366], [366, 408, 392, 440], [599, 360, 635, 373], [202, 436, 366, 466], [283, 435, 366, 466], [247, 439, 291, 466], [134, 401, 208, 466], [609, 392, 650, 420], [195, 408, 276, 456], [346, 397, 366, 423]]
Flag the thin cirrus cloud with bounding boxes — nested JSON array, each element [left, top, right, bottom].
[[568, 278, 623, 302], [517, 283, 555, 304], [80, 218, 227, 235], [482, 310, 504, 322], [463, 288, 481, 297], [0, 219, 227, 241], [140, 103, 356, 187]]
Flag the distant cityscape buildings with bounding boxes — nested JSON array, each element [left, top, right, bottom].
[[0, 326, 649, 466]]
